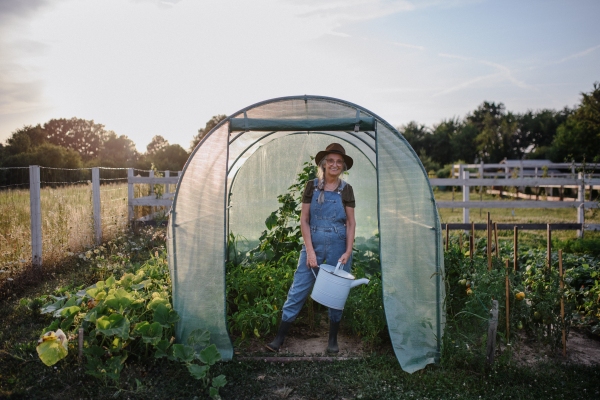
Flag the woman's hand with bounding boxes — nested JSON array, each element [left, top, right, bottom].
[[306, 249, 318, 269], [338, 251, 351, 265]]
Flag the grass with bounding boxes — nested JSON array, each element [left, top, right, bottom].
[[0, 182, 167, 293], [435, 189, 600, 243]]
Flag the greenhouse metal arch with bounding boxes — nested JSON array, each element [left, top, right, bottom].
[[167, 95, 445, 373]]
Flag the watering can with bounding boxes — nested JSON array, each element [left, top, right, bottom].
[[310, 262, 369, 310]]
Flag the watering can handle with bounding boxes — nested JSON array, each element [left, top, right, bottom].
[[310, 266, 317, 279], [334, 262, 344, 274]]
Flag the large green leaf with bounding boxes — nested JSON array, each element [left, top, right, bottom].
[[187, 364, 209, 380], [105, 288, 134, 311], [41, 299, 65, 315], [85, 303, 108, 323], [131, 280, 153, 290], [172, 344, 195, 363], [186, 329, 210, 347], [96, 314, 130, 339], [212, 374, 227, 388], [141, 322, 162, 345], [147, 297, 169, 311], [132, 321, 150, 337], [198, 344, 221, 366], [153, 303, 180, 328], [36, 331, 68, 366], [105, 276, 116, 288], [154, 339, 172, 359], [59, 305, 80, 318], [86, 287, 101, 299], [118, 273, 134, 288]]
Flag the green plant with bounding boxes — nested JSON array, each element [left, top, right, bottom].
[[36, 247, 227, 397]]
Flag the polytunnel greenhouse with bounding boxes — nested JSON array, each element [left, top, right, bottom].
[[167, 95, 445, 373]]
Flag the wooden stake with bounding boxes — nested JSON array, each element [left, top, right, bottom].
[[471, 221, 475, 239], [494, 222, 499, 258], [505, 259, 510, 344], [79, 327, 84, 361], [469, 235, 474, 260], [547, 224, 551, 270], [486, 300, 499, 364], [445, 224, 449, 252], [559, 249, 566, 357], [514, 226, 518, 272], [487, 212, 492, 271]]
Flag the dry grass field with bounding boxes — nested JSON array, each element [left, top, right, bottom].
[[0, 182, 162, 282]]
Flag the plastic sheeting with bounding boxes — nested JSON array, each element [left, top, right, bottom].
[[168, 96, 443, 371]]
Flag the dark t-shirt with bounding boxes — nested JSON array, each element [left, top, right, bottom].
[[302, 180, 356, 208]]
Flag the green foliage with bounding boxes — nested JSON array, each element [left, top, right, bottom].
[[443, 234, 599, 371], [36, 246, 227, 397], [244, 158, 317, 263]]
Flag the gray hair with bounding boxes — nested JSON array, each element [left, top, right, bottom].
[[316, 156, 348, 204]]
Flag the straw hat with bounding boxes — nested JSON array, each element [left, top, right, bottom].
[[315, 143, 353, 170]]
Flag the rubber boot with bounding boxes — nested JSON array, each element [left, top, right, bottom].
[[327, 320, 340, 354], [265, 320, 292, 352]]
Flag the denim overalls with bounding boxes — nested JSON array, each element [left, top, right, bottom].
[[281, 179, 353, 323]]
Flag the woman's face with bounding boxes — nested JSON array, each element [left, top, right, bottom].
[[324, 153, 344, 178]]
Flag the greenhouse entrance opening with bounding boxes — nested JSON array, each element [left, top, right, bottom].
[[167, 96, 444, 373]]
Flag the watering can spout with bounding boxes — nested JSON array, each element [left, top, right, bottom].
[[350, 278, 370, 288]]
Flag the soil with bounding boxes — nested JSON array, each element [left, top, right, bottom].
[[237, 322, 600, 367], [236, 320, 369, 357], [509, 328, 600, 366]]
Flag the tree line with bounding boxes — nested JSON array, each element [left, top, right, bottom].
[[400, 82, 600, 176], [0, 115, 228, 173], [1, 83, 598, 179]]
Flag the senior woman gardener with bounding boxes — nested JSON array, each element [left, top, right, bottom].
[[266, 143, 356, 354]]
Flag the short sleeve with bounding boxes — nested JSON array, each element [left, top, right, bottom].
[[302, 180, 315, 203], [342, 184, 355, 208]]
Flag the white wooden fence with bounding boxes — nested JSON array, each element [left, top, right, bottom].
[[431, 170, 600, 237], [26, 162, 599, 266], [27, 166, 181, 267]]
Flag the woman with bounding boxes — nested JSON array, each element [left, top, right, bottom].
[[266, 143, 356, 354]]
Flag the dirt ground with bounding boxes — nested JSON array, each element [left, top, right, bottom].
[[238, 323, 600, 366], [237, 322, 368, 357], [509, 329, 600, 366]]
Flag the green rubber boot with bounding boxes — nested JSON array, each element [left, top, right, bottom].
[[327, 320, 340, 354], [265, 320, 292, 352]]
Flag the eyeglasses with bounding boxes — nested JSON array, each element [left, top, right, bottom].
[[325, 158, 344, 166]]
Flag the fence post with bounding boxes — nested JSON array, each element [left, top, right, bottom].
[[165, 170, 170, 194], [149, 169, 155, 216], [29, 165, 42, 268], [127, 168, 134, 222], [559, 249, 566, 357], [519, 159, 524, 192], [463, 170, 469, 232], [92, 167, 102, 245], [486, 300, 499, 365], [577, 172, 584, 238], [505, 259, 510, 344]]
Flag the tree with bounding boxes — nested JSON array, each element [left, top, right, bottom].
[[99, 133, 138, 168], [190, 115, 227, 150], [518, 108, 571, 159], [44, 118, 109, 161], [549, 83, 600, 163], [1, 143, 82, 169], [399, 121, 432, 157], [147, 144, 190, 171], [146, 135, 169, 155], [430, 118, 460, 166], [4, 125, 47, 155]]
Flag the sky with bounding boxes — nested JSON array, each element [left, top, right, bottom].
[[1, 0, 599, 152]]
